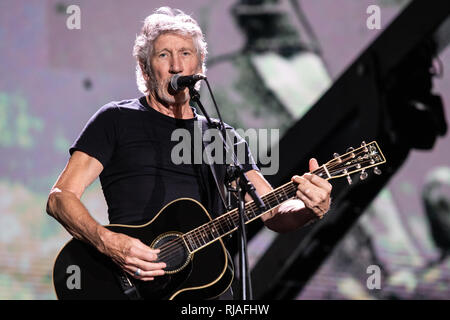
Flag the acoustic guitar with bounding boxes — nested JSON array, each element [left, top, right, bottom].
[[52, 141, 386, 300]]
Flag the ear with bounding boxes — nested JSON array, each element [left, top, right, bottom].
[[139, 62, 150, 81]]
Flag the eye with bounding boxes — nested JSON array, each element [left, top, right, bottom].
[[159, 53, 168, 58]]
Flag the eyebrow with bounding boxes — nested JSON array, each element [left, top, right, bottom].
[[154, 47, 195, 55]]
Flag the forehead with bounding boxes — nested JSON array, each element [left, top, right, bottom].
[[153, 32, 196, 52]]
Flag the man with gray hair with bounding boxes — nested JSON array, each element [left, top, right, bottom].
[[47, 7, 332, 299]]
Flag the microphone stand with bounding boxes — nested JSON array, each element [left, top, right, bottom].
[[188, 83, 266, 300]]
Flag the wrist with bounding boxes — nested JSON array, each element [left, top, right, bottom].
[[95, 225, 115, 255]]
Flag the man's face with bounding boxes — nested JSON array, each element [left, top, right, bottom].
[[148, 32, 202, 105]]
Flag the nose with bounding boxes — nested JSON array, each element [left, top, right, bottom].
[[169, 55, 183, 74]]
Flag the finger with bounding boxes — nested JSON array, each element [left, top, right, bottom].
[[302, 173, 332, 193], [291, 174, 307, 184], [292, 176, 316, 199], [297, 174, 331, 201], [133, 239, 161, 255], [296, 190, 314, 209], [298, 184, 326, 205], [136, 268, 166, 278], [125, 263, 166, 278], [133, 259, 167, 272], [122, 253, 166, 270], [140, 277, 155, 282], [124, 269, 157, 281], [131, 244, 161, 263], [293, 173, 330, 191], [309, 158, 319, 172], [292, 175, 330, 207], [295, 190, 327, 218]]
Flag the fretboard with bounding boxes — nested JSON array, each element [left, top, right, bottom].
[[180, 140, 386, 252], [181, 166, 327, 253]]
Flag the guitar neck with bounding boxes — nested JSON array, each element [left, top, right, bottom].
[[181, 166, 328, 253], [180, 140, 386, 253]]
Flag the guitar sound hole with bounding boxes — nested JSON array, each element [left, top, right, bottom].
[[152, 233, 191, 274]]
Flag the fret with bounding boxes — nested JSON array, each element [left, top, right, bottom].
[[262, 193, 278, 210], [182, 234, 191, 252], [243, 209, 249, 221], [227, 214, 236, 229], [273, 192, 281, 205], [210, 222, 220, 238], [281, 184, 290, 199], [249, 205, 257, 219], [230, 213, 239, 228], [244, 208, 253, 221], [216, 217, 227, 234], [199, 226, 207, 245], [185, 233, 197, 251], [193, 230, 203, 248], [206, 222, 215, 242], [217, 215, 229, 234], [286, 182, 297, 198], [204, 225, 212, 242], [277, 192, 286, 203]]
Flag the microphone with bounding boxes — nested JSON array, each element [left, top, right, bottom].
[[169, 74, 207, 92]]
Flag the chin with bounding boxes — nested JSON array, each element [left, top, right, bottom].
[[159, 90, 189, 106]]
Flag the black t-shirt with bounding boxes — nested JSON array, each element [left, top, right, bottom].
[[70, 96, 259, 225]]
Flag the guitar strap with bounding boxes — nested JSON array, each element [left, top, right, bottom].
[[115, 271, 142, 300]]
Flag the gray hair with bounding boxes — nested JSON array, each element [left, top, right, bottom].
[[133, 7, 208, 94]]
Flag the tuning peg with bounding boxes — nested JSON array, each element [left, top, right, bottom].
[[374, 167, 382, 175], [347, 147, 356, 158], [346, 174, 352, 185], [333, 152, 342, 163], [360, 170, 368, 180], [361, 141, 368, 152]]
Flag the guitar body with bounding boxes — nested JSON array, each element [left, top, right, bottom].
[[53, 198, 233, 300]]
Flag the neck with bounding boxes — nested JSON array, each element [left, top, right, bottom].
[[146, 94, 194, 120]]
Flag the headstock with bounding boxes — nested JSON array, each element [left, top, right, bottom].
[[314, 141, 386, 184]]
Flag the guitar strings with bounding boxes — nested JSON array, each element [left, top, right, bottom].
[[156, 158, 378, 263], [155, 182, 300, 262], [155, 156, 378, 264], [154, 154, 380, 263]]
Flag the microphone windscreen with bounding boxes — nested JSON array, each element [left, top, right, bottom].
[[170, 74, 181, 92]]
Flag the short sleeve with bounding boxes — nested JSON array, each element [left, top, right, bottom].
[[69, 104, 118, 167]]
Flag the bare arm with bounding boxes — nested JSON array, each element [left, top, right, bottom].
[[46, 151, 166, 281], [46, 151, 108, 248]]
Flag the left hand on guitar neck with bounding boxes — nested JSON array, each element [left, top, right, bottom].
[[291, 158, 333, 220]]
